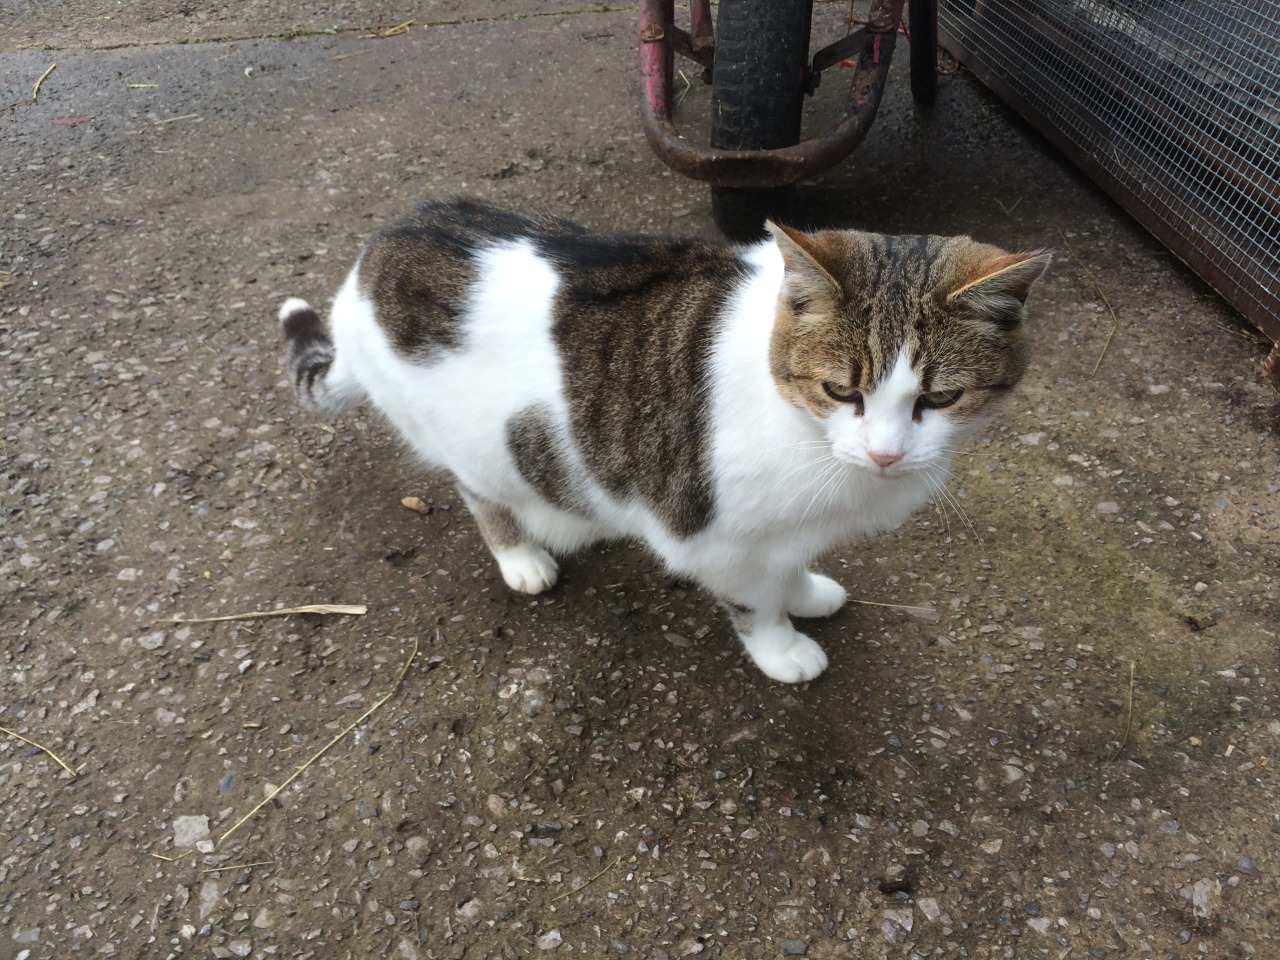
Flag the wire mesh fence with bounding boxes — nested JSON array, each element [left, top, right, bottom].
[[939, 0, 1280, 346]]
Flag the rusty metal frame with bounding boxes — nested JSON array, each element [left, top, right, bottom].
[[639, 0, 906, 189]]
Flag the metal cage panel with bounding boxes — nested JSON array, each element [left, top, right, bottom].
[[939, 0, 1280, 347]]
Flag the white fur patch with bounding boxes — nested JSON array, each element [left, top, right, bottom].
[[278, 296, 312, 322], [827, 349, 921, 471]]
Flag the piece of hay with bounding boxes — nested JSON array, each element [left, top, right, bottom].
[[848, 598, 936, 614], [216, 633, 421, 846], [0, 725, 76, 777], [169, 604, 367, 624], [32, 63, 56, 102], [551, 856, 622, 903], [1104, 659, 1137, 764], [1056, 227, 1122, 376], [201, 859, 273, 874], [363, 20, 414, 38], [152, 112, 199, 126]]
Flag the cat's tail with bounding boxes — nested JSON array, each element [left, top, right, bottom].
[[279, 297, 360, 415]]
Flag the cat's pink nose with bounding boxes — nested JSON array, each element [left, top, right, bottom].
[[868, 450, 902, 469]]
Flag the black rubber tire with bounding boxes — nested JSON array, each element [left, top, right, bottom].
[[709, 0, 814, 240], [909, 0, 938, 106]]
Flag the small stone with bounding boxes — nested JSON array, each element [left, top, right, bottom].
[[456, 898, 481, 919], [1028, 918, 1052, 935], [780, 940, 808, 956], [917, 897, 942, 923], [173, 815, 210, 847], [981, 839, 1003, 854], [884, 908, 914, 933], [1191, 878, 1217, 918], [228, 941, 251, 958], [1096, 501, 1120, 515], [911, 819, 929, 837], [137, 631, 165, 650], [537, 930, 562, 950], [199, 881, 220, 920], [1002, 764, 1023, 782], [1237, 856, 1260, 877]]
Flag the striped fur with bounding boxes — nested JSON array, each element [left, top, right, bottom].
[[279, 297, 358, 415]]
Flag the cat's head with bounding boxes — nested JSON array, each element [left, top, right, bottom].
[[765, 222, 1050, 474]]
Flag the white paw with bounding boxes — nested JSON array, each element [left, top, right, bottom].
[[787, 572, 848, 619], [743, 625, 829, 684], [494, 544, 559, 594]]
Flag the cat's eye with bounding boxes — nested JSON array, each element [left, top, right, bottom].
[[822, 381, 862, 404], [918, 388, 964, 410]]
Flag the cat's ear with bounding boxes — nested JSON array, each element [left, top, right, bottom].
[[945, 249, 1052, 327], [765, 222, 842, 312]]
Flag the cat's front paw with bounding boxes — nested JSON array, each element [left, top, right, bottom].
[[495, 544, 559, 594], [787, 572, 848, 619], [743, 625, 829, 684]]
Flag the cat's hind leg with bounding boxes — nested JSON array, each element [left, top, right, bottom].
[[458, 487, 559, 594], [786, 570, 847, 619]]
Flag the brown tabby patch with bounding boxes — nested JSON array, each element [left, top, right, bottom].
[[506, 404, 578, 511], [545, 233, 750, 538], [358, 198, 587, 359]]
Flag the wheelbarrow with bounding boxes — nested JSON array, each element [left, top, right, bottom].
[[639, 0, 939, 238]]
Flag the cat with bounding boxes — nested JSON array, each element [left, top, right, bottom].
[[280, 197, 1048, 683]]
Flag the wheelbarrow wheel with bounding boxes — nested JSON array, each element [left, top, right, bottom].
[[908, 0, 938, 105], [709, 0, 814, 240]]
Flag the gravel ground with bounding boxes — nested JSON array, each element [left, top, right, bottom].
[[2, 3, 1278, 959]]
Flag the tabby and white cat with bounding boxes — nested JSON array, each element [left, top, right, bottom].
[[281, 198, 1048, 683]]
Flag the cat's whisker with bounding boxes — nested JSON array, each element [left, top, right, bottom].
[[771, 454, 840, 501], [936, 443, 1004, 460], [927, 493, 954, 554], [778, 456, 842, 515], [799, 459, 849, 526], [923, 467, 984, 548], [761, 439, 835, 453]]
